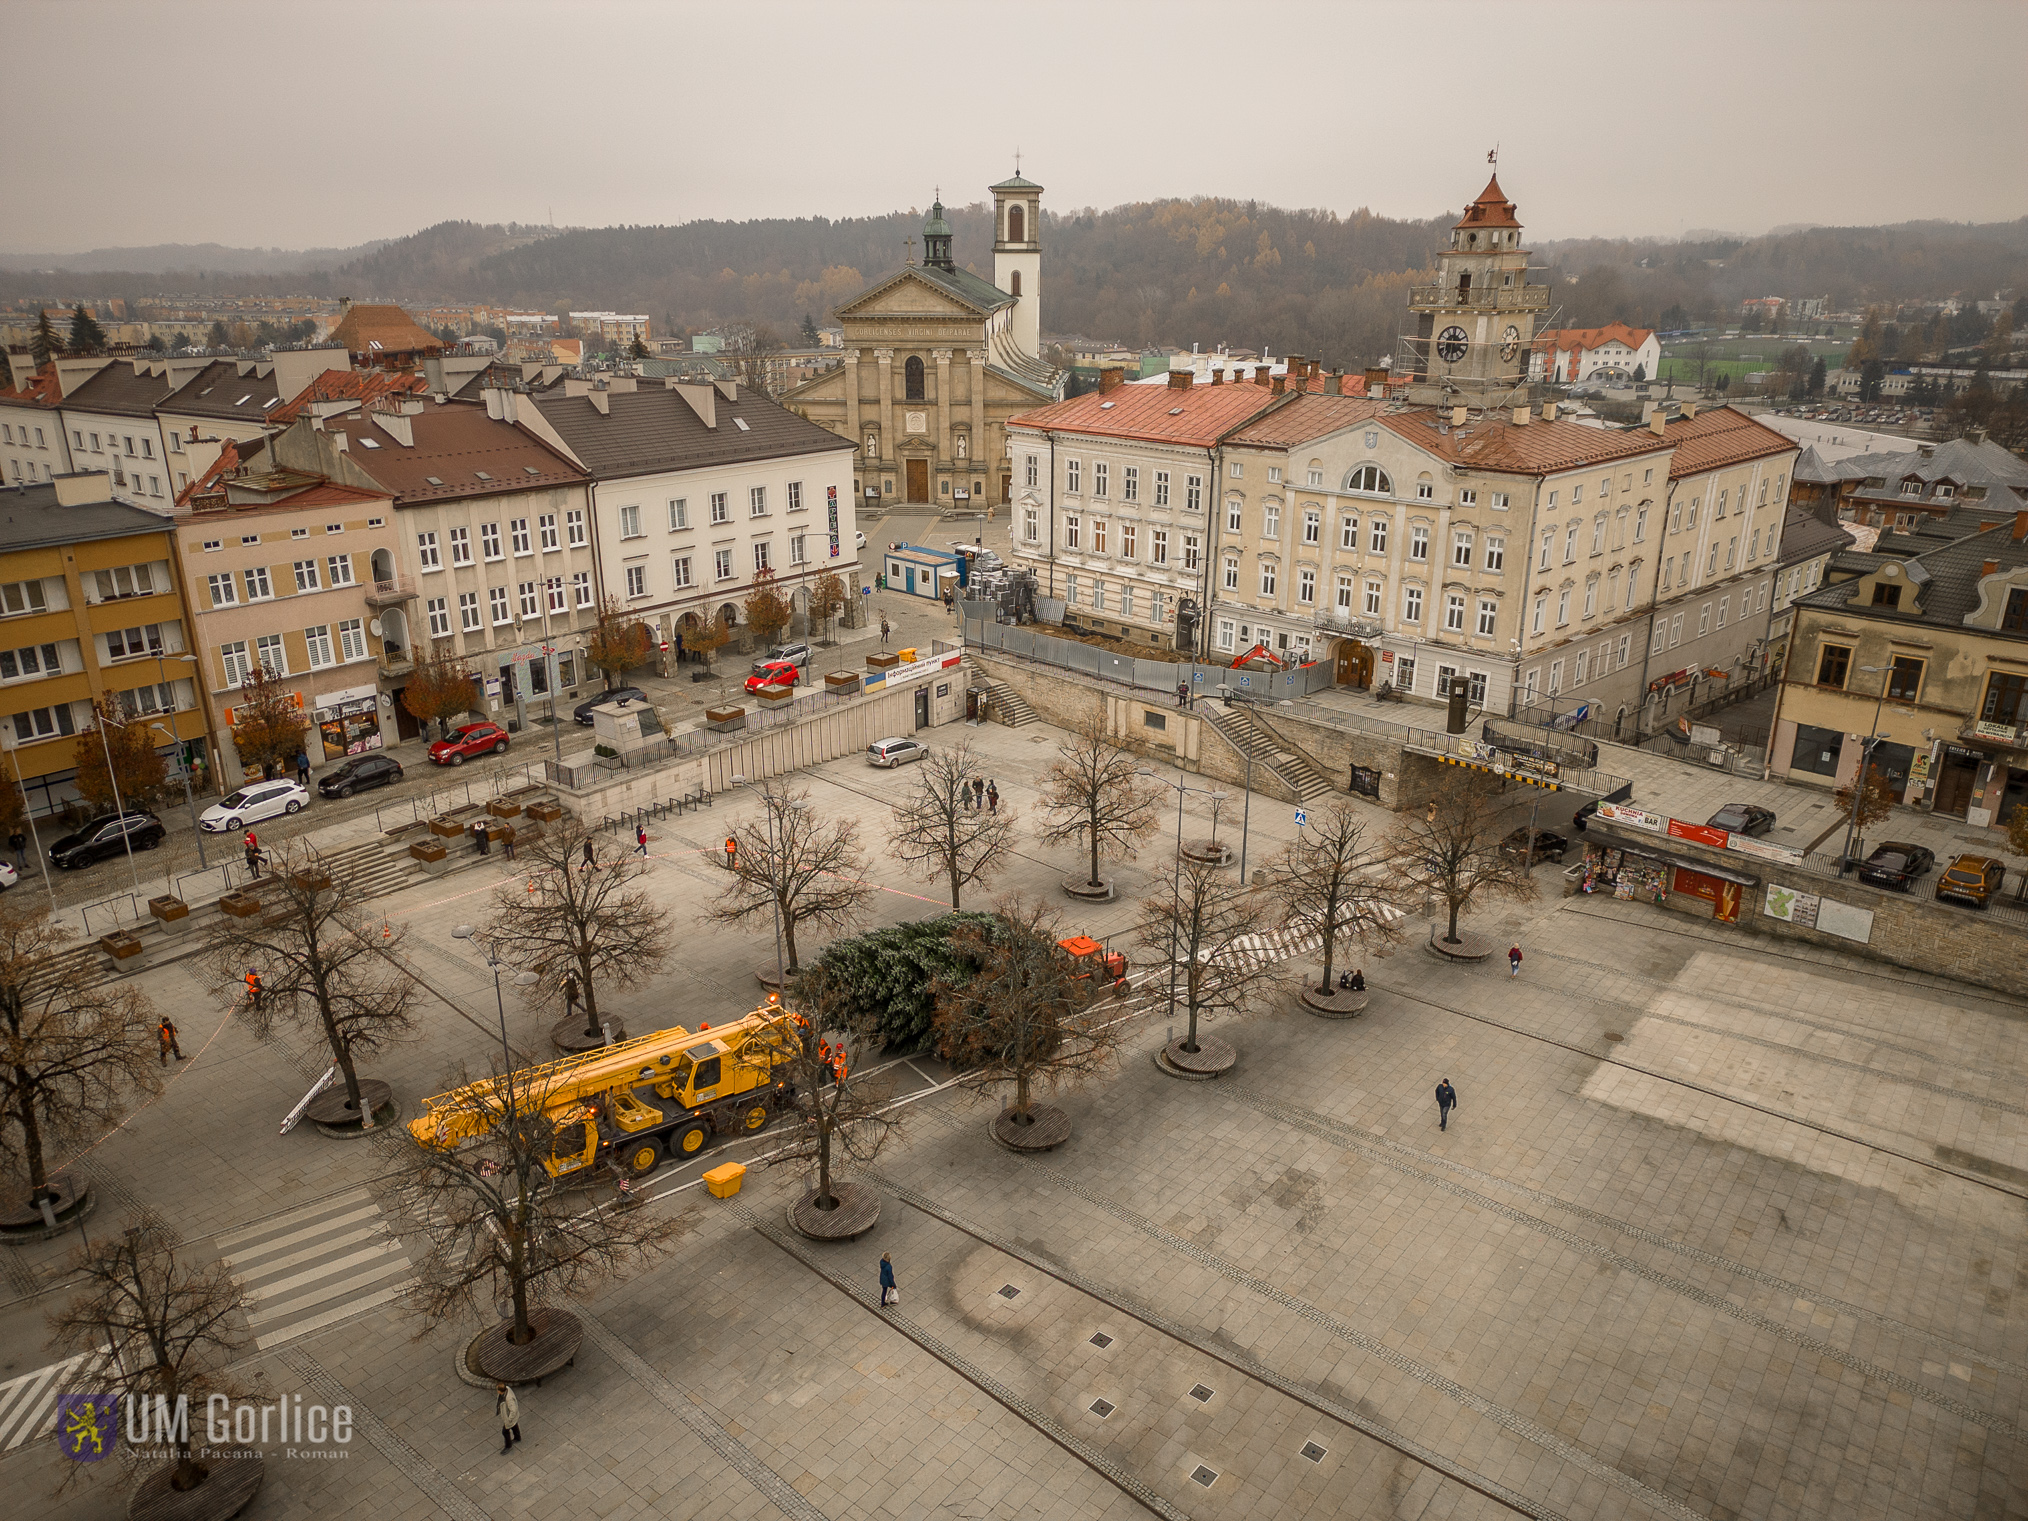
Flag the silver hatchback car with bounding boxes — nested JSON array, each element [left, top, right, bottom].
[[867, 737, 928, 768]]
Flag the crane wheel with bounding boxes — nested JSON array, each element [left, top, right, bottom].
[[624, 1140, 662, 1177], [673, 1122, 710, 1156], [742, 1102, 771, 1133]]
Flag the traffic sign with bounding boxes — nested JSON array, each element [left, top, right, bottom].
[[1294, 809, 1308, 827]]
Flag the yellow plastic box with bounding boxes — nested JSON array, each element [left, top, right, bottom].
[[897, 647, 917, 664], [703, 1162, 746, 1199]]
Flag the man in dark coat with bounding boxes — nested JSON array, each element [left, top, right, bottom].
[[878, 1252, 897, 1307], [1435, 1078, 1457, 1131]]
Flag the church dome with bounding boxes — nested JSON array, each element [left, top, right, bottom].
[[923, 198, 952, 237]]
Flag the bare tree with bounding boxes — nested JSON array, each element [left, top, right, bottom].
[[932, 899, 1124, 1134], [778, 966, 905, 1213], [401, 1059, 688, 1348], [201, 842, 418, 1127], [709, 783, 874, 974], [887, 740, 1016, 910], [1135, 859, 1281, 1056], [1391, 773, 1538, 946], [0, 901, 158, 1222], [1261, 802, 1409, 992], [47, 1212, 251, 1496], [1037, 715, 1163, 892], [485, 822, 670, 1042]]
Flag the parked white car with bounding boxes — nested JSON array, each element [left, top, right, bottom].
[[200, 778, 310, 833], [867, 737, 928, 768]]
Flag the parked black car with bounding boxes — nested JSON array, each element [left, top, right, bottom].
[[573, 687, 648, 725], [1856, 841, 1936, 892], [1707, 803, 1776, 837], [317, 753, 405, 799], [49, 810, 164, 870], [1500, 826, 1570, 865]]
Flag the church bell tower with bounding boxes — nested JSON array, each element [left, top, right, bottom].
[[992, 167, 1043, 360]]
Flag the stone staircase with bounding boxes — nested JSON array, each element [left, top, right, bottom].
[[318, 837, 426, 901], [984, 680, 1037, 728], [1202, 702, 1335, 802]]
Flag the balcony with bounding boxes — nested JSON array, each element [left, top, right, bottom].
[[364, 576, 417, 609], [1407, 284, 1551, 312], [1313, 607, 1383, 640], [1961, 715, 2027, 752]]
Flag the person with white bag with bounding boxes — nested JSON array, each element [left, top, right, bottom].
[[878, 1252, 898, 1307]]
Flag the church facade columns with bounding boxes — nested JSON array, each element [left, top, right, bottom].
[[933, 348, 954, 478], [968, 347, 987, 492], [844, 348, 864, 465], [874, 348, 895, 467]]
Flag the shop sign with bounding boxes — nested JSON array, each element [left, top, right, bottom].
[[1723, 833, 1804, 866], [1381, 650, 1395, 663], [313, 682, 377, 710], [1973, 720, 2020, 742], [1667, 818, 1730, 849], [827, 485, 840, 559], [226, 689, 303, 727], [1908, 752, 1932, 781], [1596, 801, 1665, 834], [864, 649, 963, 689], [1506, 752, 1561, 781]]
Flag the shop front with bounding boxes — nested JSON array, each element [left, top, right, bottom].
[[313, 682, 384, 759], [1578, 831, 1759, 923]]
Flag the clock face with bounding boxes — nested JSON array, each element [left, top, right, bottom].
[[1436, 326, 1469, 364], [1500, 326, 1521, 362]]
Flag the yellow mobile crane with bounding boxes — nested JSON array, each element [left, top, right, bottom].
[[408, 1003, 804, 1180]]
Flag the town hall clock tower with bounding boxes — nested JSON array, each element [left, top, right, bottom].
[[1402, 170, 1548, 404]]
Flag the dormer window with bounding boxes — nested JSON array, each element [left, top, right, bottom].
[[1870, 582, 1901, 609], [1935, 483, 1954, 500], [1900, 480, 1920, 497]]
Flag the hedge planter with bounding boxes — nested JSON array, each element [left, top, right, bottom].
[[525, 802, 564, 824], [824, 670, 861, 694], [289, 869, 331, 893], [755, 684, 794, 707], [148, 895, 190, 924], [865, 651, 900, 670], [486, 798, 524, 819], [705, 706, 746, 733], [409, 840, 447, 864], [428, 816, 465, 839], [217, 892, 261, 919], [98, 932, 145, 969]]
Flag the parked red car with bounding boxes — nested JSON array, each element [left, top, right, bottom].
[[744, 660, 801, 694], [428, 722, 510, 766]]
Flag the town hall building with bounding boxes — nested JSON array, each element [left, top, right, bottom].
[[782, 171, 1062, 513]]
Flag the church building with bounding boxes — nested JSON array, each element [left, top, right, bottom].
[[783, 171, 1062, 512]]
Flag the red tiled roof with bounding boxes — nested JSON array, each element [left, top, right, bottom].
[[1009, 381, 1286, 447], [327, 304, 442, 358], [1378, 407, 1671, 474], [1226, 394, 1384, 447], [0, 366, 63, 408], [270, 367, 428, 425], [1454, 173, 1520, 232], [322, 398, 587, 502], [1533, 322, 1653, 354], [1658, 405, 1798, 479]]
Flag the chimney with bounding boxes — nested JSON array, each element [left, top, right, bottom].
[[1641, 401, 1656, 423], [1513, 405, 1531, 425], [1541, 402, 1556, 422], [1450, 405, 1468, 427], [1682, 401, 1698, 420], [1982, 560, 2000, 576], [2014, 510, 2028, 542], [1098, 366, 1125, 394], [1255, 367, 1271, 387], [1324, 372, 1343, 395], [674, 381, 717, 429], [1210, 367, 1223, 385], [369, 402, 413, 448], [588, 389, 609, 416], [1968, 427, 1988, 445], [1166, 368, 1193, 390], [1918, 443, 1936, 459], [1649, 409, 1668, 437], [1364, 366, 1389, 394], [1286, 355, 1307, 384], [52, 471, 114, 507]]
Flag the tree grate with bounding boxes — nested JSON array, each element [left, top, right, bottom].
[[1189, 1383, 1214, 1403], [1089, 1398, 1115, 1418], [1191, 1465, 1218, 1487], [1301, 1441, 1328, 1462], [997, 1283, 1021, 1299], [1089, 1331, 1113, 1348]]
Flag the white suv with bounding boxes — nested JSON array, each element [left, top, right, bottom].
[[200, 778, 310, 833]]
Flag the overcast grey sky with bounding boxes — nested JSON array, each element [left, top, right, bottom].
[[8, 0, 2025, 254]]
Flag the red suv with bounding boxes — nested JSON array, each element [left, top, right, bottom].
[[744, 660, 800, 694], [428, 722, 510, 766]]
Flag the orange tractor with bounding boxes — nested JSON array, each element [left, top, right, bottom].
[[1058, 934, 1131, 999]]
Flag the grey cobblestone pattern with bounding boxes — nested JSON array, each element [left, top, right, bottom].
[[869, 1170, 1558, 1521], [577, 1310, 834, 1521], [1238, 1091, 2023, 1444], [731, 1200, 1195, 1521], [1012, 1160, 1751, 1521], [278, 1343, 493, 1521], [1384, 975, 2028, 1202], [1250, 1087, 2028, 1385]]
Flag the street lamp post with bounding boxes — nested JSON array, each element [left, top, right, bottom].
[[90, 713, 144, 898], [1140, 768, 1230, 1034], [541, 642, 565, 775], [5, 747, 57, 913], [453, 924, 539, 1074], [1838, 664, 1891, 872]]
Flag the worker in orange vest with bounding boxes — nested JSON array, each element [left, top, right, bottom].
[[244, 967, 264, 1010]]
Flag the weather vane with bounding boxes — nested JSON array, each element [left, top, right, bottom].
[[1015, 147, 1022, 175], [1488, 145, 1498, 168]]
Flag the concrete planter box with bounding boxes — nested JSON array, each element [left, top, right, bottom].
[[290, 870, 332, 893], [409, 840, 447, 864], [486, 798, 523, 819], [428, 816, 465, 839], [148, 895, 189, 924], [755, 684, 794, 707], [705, 706, 747, 733], [218, 892, 262, 919], [418, 851, 451, 877], [824, 670, 861, 694], [865, 652, 900, 670], [98, 932, 144, 966], [525, 802, 564, 824]]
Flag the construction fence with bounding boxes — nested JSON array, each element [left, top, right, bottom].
[[961, 616, 1334, 703]]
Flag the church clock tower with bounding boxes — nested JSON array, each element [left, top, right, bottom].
[[991, 168, 1043, 360], [1404, 170, 1547, 402]]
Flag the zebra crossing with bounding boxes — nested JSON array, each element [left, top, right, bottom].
[[1225, 905, 1407, 969], [216, 1185, 412, 1351], [0, 1348, 109, 1455]]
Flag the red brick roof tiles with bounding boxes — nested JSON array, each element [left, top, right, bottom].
[[1009, 382, 1285, 447], [1378, 408, 1671, 474], [1533, 322, 1653, 353], [1454, 174, 1521, 232], [1658, 405, 1798, 479], [1226, 394, 1385, 447], [270, 368, 428, 425]]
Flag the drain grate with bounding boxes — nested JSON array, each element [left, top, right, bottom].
[[997, 1284, 1020, 1299], [1191, 1465, 1218, 1487], [1188, 1383, 1214, 1403], [1089, 1332, 1113, 1349], [1089, 1398, 1115, 1418], [1300, 1441, 1327, 1462]]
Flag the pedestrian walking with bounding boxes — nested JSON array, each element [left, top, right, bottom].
[[581, 839, 596, 872], [157, 1017, 182, 1065], [562, 973, 581, 1025], [634, 824, 648, 857], [1508, 944, 1523, 978], [8, 828, 23, 871], [986, 781, 999, 814], [880, 616, 891, 647], [244, 967, 264, 1011], [1435, 1078, 1457, 1131], [502, 832, 516, 862], [495, 1384, 521, 1454], [1176, 680, 1188, 710], [293, 749, 311, 787], [878, 1252, 898, 1307]]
